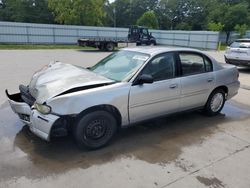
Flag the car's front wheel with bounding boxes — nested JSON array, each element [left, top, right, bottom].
[[204, 89, 226, 116], [74, 110, 117, 150]]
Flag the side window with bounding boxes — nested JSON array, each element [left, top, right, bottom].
[[142, 29, 148, 35], [141, 53, 176, 81], [204, 56, 213, 72], [179, 53, 205, 76]]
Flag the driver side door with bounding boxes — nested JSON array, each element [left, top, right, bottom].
[[128, 52, 181, 123]]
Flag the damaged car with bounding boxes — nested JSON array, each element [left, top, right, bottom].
[[6, 47, 240, 149]]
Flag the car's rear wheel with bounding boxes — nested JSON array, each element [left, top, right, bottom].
[[204, 89, 226, 116], [150, 40, 156, 46], [74, 110, 117, 149], [105, 42, 115, 51]]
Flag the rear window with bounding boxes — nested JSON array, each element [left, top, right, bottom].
[[230, 41, 250, 48]]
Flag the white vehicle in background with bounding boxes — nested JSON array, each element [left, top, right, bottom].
[[225, 39, 250, 67]]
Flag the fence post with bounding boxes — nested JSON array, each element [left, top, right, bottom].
[[205, 33, 208, 49], [188, 32, 191, 47], [218, 41, 221, 51], [173, 32, 175, 46], [26, 25, 30, 44], [52, 27, 55, 44]]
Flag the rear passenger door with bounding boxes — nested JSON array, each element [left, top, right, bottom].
[[178, 52, 215, 110]]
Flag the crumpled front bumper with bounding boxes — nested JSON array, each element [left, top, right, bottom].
[[6, 90, 59, 141]]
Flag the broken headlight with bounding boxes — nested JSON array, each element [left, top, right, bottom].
[[34, 103, 51, 114]]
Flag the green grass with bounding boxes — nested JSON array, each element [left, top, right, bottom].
[[218, 43, 228, 51], [0, 44, 95, 50]]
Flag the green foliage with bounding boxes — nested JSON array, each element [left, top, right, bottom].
[[0, 0, 250, 35], [48, 0, 106, 26], [136, 11, 159, 29], [208, 22, 224, 31], [208, 2, 250, 43], [0, 0, 54, 23], [175, 22, 192, 30], [113, 0, 158, 27], [156, 0, 211, 30], [112, 0, 131, 27], [234, 24, 249, 37]]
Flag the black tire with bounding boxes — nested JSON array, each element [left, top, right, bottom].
[[74, 110, 117, 150], [150, 40, 156, 46], [105, 42, 115, 51], [204, 89, 226, 116], [97, 45, 104, 50]]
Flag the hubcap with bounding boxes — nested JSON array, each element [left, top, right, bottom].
[[210, 93, 224, 112], [85, 119, 107, 140]]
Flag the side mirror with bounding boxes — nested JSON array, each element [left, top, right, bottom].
[[134, 74, 154, 85]]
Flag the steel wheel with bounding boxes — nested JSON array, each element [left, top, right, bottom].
[[204, 89, 226, 116], [74, 110, 117, 150], [210, 93, 224, 112], [85, 119, 107, 140]]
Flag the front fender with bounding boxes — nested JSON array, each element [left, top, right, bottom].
[[46, 83, 131, 126]]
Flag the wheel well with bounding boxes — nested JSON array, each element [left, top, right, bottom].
[[76, 105, 122, 127], [208, 86, 228, 100], [105, 42, 115, 46], [206, 86, 228, 103], [213, 86, 228, 94]]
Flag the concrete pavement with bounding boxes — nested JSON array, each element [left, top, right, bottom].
[[0, 49, 250, 188]]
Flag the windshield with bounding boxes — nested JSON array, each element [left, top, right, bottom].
[[230, 41, 250, 48], [90, 50, 150, 81]]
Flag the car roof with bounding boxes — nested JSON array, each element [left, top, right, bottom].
[[235, 38, 250, 42], [121, 46, 204, 56]]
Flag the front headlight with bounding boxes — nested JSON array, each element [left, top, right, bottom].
[[34, 103, 51, 114]]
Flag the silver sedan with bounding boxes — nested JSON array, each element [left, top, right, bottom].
[[6, 47, 240, 149]]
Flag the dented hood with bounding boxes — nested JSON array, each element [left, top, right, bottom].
[[29, 62, 113, 103]]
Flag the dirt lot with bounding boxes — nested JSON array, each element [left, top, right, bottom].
[[0, 49, 250, 188]]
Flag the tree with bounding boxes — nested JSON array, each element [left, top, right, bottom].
[[208, 2, 250, 43], [157, 0, 210, 30], [234, 24, 248, 37], [136, 11, 159, 29], [157, 0, 178, 29], [208, 22, 224, 31], [48, 0, 106, 26], [0, 0, 54, 23], [175, 22, 192, 30], [111, 0, 131, 27], [112, 0, 158, 27]]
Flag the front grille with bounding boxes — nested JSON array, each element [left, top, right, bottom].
[[18, 114, 30, 122]]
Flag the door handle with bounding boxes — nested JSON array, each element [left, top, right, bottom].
[[207, 78, 214, 82], [169, 84, 178, 89]]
